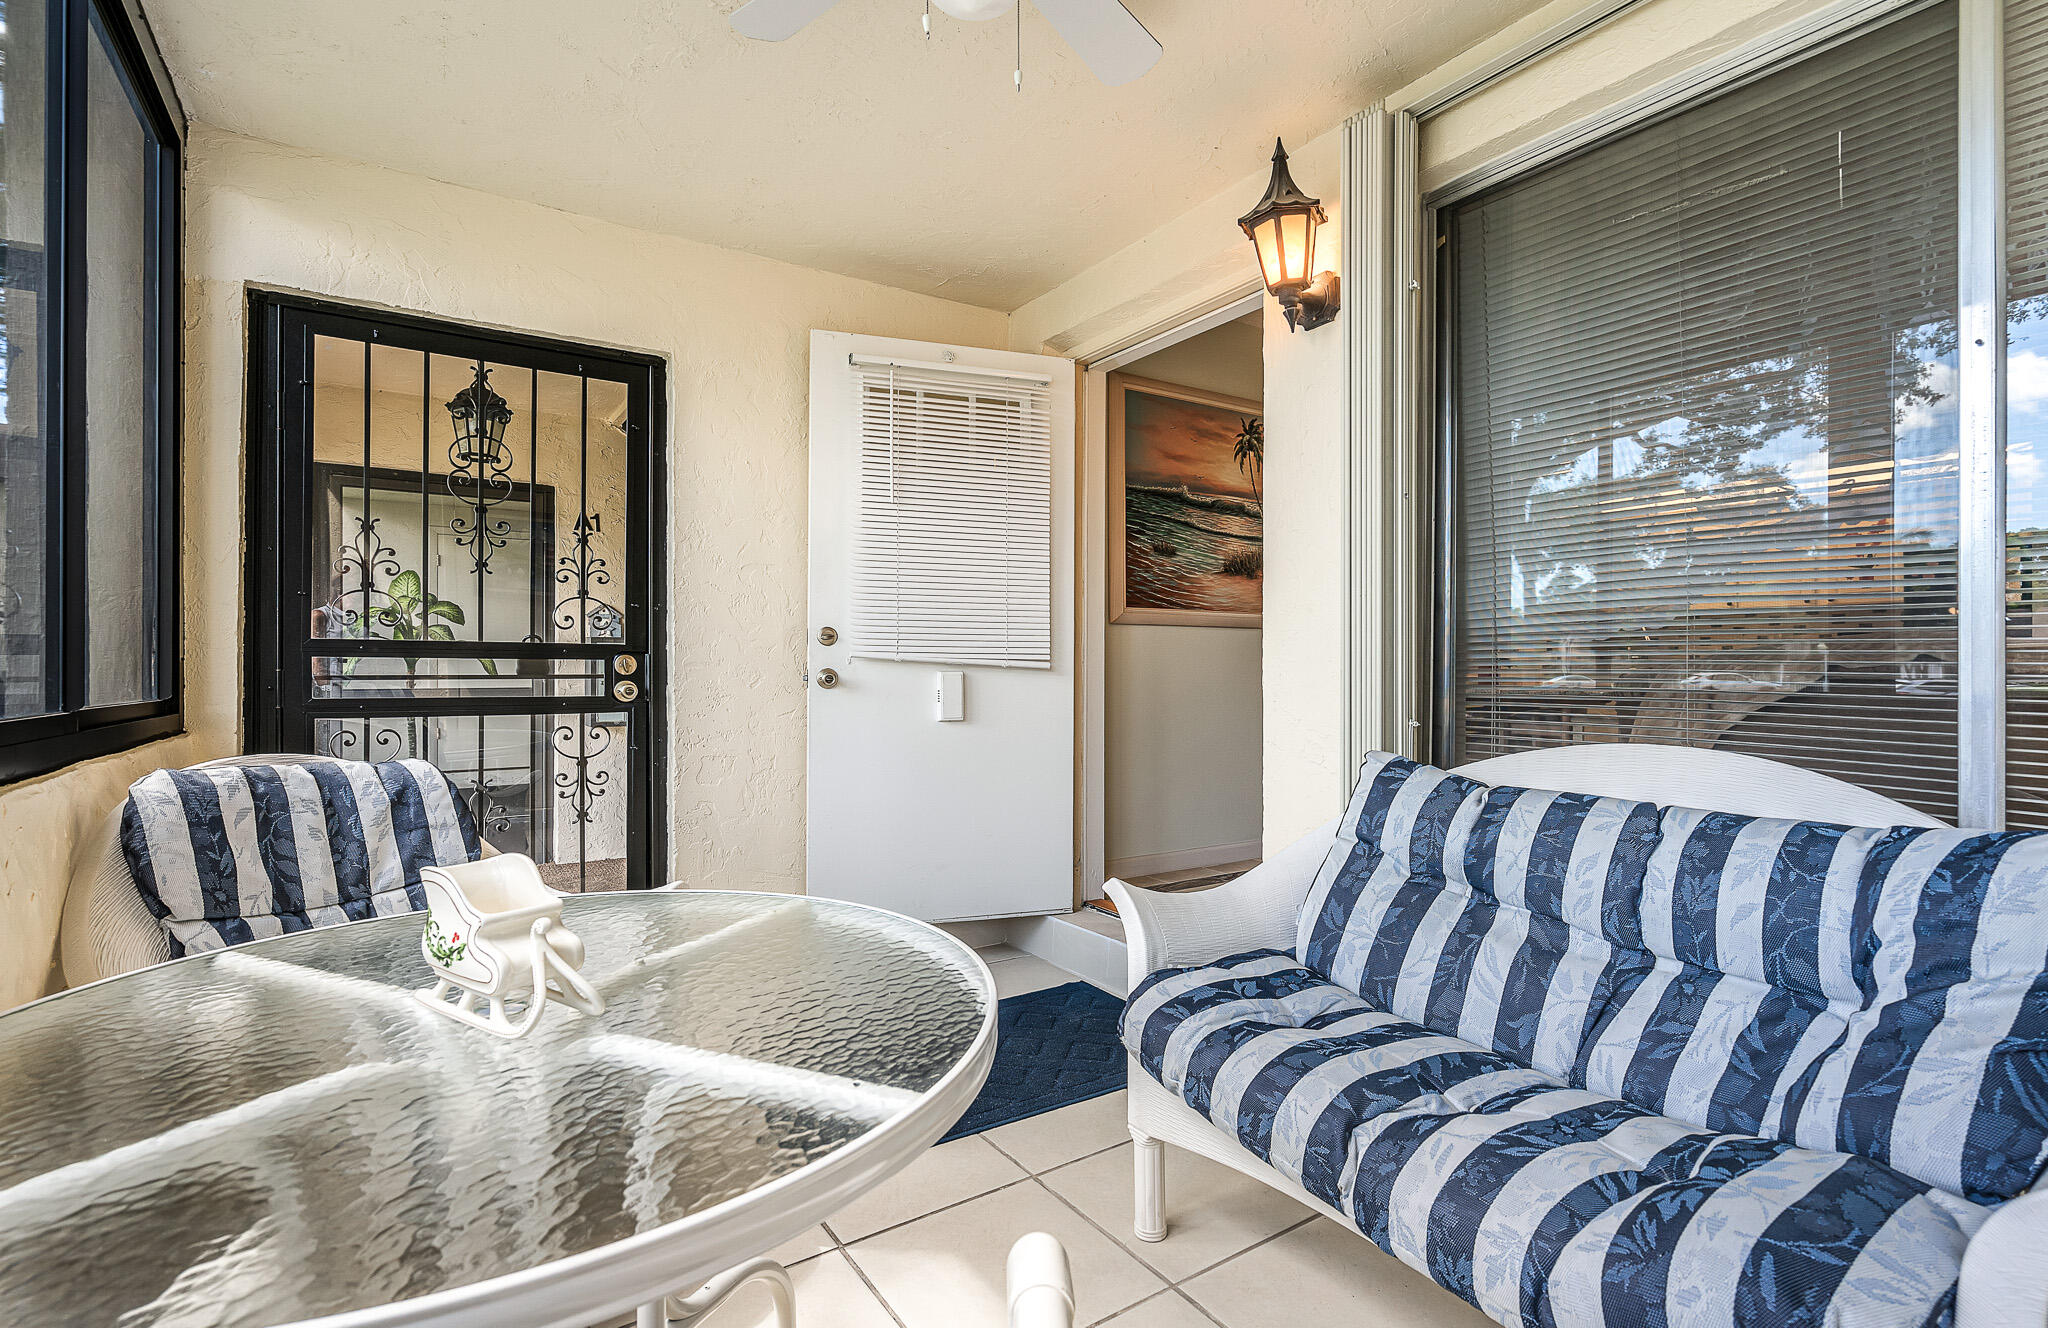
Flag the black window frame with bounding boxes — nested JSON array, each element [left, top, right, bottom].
[[0, 0, 184, 784]]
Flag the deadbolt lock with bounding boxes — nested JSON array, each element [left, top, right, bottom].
[[613, 654, 639, 676], [612, 680, 640, 702], [815, 668, 840, 689], [817, 626, 839, 646]]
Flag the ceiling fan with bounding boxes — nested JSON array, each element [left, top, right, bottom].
[[728, 0, 1163, 87]]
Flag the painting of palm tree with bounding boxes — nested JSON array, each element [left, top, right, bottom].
[[1233, 416, 1263, 504], [1110, 373, 1263, 627]]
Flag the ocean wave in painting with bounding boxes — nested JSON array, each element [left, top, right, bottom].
[[1124, 486, 1262, 614]]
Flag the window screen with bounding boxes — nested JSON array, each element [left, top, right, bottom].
[[1443, 4, 1961, 820]]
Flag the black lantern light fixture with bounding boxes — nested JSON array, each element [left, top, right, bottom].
[[446, 364, 514, 467], [1239, 139, 1340, 332]]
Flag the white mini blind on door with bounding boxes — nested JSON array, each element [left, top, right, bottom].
[[849, 356, 1053, 669]]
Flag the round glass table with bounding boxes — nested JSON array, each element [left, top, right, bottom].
[[0, 891, 996, 1327]]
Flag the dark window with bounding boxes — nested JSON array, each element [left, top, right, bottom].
[[0, 0, 181, 781]]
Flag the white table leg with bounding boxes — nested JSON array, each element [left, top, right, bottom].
[[661, 1257, 796, 1329]]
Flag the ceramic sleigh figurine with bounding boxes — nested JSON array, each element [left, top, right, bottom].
[[415, 854, 606, 1037]]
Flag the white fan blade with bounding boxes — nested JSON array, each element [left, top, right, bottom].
[[1031, 0, 1161, 86], [729, 0, 846, 41]]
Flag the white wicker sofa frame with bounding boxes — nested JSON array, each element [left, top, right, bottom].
[[1102, 743, 2047, 1327]]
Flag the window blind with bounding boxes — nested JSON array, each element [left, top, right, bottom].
[[2008, 0, 2048, 827], [1445, 5, 1963, 820], [849, 357, 1053, 669]]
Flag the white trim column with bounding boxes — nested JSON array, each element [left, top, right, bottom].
[[1342, 105, 1424, 783], [1959, 0, 2008, 830]]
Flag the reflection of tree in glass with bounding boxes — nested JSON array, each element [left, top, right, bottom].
[[1492, 317, 1960, 729]]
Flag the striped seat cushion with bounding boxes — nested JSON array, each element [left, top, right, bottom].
[[1298, 752, 2048, 1204], [119, 759, 481, 956], [1124, 951, 1987, 1328]]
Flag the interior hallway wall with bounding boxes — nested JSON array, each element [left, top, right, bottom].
[[1107, 319, 1264, 874], [0, 124, 1008, 1011]]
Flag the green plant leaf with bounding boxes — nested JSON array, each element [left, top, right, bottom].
[[387, 569, 423, 607], [478, 657, 499, 676], [427, 598, 466, 625], [427, 624, 455, 641]]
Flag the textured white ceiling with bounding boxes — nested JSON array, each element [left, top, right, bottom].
[[148, 0, 1545, 310]]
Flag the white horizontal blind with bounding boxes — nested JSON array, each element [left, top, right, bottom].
[[1446, 5, 1964, 821], [850, 359, 1053, 669]]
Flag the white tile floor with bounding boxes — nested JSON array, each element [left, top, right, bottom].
[[702, 948, 1487, 1329]]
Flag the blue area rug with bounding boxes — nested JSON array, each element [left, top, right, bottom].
[[941, 980, 1127, 1142]]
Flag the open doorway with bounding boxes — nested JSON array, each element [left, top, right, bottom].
[[1088, 304, 1265, 905]]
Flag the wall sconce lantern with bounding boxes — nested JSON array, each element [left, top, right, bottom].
[[446, 364, 514, 467], [1239, 139, 1340, 332]]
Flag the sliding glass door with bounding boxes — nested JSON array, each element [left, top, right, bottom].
[[1441, 3, 1964, 820], [1439, 0, 2048, 828], [247, 295, 667, 888]]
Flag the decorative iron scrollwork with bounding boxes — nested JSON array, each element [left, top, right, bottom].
[[551, 719, 613, 825], [331, 516, 401, 634], [445, 364, 516, 577], [553, 511, 615, 637]]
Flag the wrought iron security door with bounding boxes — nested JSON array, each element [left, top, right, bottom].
[[248, 295, 666, 891]]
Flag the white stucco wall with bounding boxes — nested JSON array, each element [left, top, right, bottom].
[[0, 125, 1007, 1011]]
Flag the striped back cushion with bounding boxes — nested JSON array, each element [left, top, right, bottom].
[[1296, 751, 2048, 1203], [1298, 753, 1662, 1083], [1584, 815, 2048, 1204], [119, 758, 481, 957]]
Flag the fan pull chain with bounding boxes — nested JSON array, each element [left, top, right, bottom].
[[1015, 2, 1022, 90], [923, 0, 930, 38]]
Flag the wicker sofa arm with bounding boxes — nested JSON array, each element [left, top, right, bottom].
[[1102, 817, 1339, 993], [1960, 1188, 2048, 1326]]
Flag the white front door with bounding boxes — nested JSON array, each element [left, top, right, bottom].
[[806, 330, 1077, 922]]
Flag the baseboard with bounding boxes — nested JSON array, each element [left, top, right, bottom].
[[1105, 839, 1261, 882], [937, 919, 1014, 950], [1006, 912, 1128, 997]]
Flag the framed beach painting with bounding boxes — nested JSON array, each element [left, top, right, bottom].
[[1110, 373, 1263, 627]]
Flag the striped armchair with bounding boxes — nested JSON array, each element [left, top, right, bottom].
[[60, 753, 487, 986], [1108, 745, 2048, 1328]]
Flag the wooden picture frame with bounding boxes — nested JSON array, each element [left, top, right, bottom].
[[1109, 372, 1264, 628]]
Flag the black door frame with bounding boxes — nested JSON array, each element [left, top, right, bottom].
[[245, 291, 669, 888]]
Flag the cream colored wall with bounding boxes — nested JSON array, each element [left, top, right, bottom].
[[1014, 130, 1349, 856], [0, 124, 1008, 1011], [1416, 0, 1843, 192], [1107, 320, 1264, 870], [1016, 0, 1850, 856]]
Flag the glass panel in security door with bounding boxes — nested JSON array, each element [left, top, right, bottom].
[[306, 341, 636, 650], [312, 711, 634, 891]]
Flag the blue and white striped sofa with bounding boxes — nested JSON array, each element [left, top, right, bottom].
[[1106, 746, 2048, 1328]]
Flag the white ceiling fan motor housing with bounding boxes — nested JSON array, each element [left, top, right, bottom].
[[932, 0, 1020, 20]]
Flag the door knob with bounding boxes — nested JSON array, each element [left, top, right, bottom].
[[817, 626, 839, 646], [815, 668, 840, 689]]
